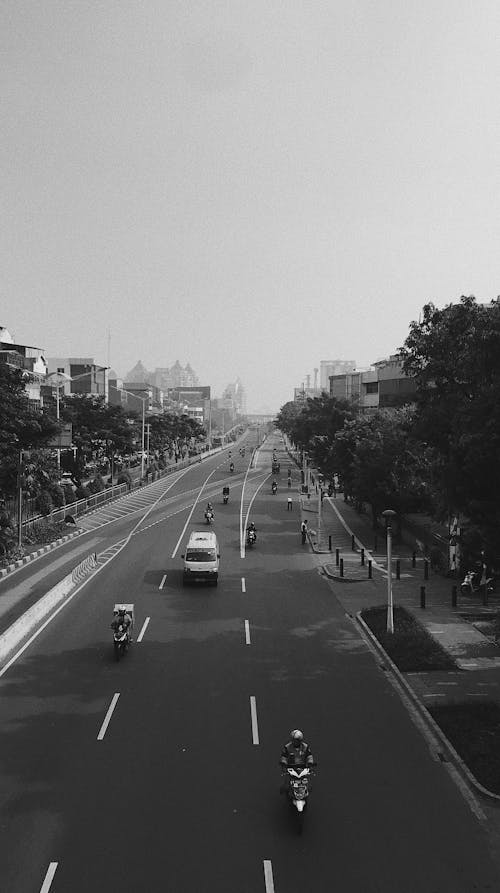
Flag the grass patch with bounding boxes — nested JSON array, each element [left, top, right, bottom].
[[428, 701, 500, 794], [361, 604, 457, 672]]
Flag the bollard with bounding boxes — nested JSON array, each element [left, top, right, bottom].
[[424, 559, 429, 580], [360, 548, 365, 566], [368, 560, 372, 579], [329, 535, 332, 552], [452, 585, 457, 608], [351, 534, 355, 551], [340, 558, 344, 578], [420, 586, 426, 609], [412, 551, 416, 568], [336, 548, 340, 567], [396, 559, 400, 580]]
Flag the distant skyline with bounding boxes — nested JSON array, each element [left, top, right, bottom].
[[3, 2, 500, 412]]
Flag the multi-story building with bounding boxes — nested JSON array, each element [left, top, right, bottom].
[[170, 386, 211, 423], [320, 359, 356, 391], [151, 361, 200, 391], [46, 358, 108, 399], [0, 326, 48, 407], [329, 355, 416, 411]]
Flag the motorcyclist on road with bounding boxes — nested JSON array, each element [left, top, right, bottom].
[[247, 521, 257, 541], [111, 608, 132, 642], [280, 730, 315, 771], [229, 462, 234, 472]]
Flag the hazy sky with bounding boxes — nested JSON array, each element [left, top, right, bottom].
[[3, 1, 500, 412]]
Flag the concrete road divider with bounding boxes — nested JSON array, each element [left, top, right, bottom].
[[0, 552, 98, 666]]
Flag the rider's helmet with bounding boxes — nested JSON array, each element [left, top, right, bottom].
[[290, 729, 304, 746]]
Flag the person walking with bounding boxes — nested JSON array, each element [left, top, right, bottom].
[[301, 519, 308, 544]]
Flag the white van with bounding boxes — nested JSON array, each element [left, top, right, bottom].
[[181, 531, 220, 586]]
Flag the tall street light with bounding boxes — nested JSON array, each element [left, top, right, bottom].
[[107, 383, 147, 478], [382, 509, 397, 633]]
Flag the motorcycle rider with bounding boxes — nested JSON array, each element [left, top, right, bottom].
[[272, 478, 277, 491], [111, 607, 132, 643], [247, 521, 257, 542], [280, 729, 315, 771]]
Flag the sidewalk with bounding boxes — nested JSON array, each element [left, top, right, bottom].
[[302, 489, 500, 703]]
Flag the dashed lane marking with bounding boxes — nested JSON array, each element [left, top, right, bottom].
[[137, 617, 150, 643], [250, 696, 259, 744], [159, 574, 167, 589], [245, 619, 251, 644], [242, 577, 246, 592], [40, 862, 58, 892], [97, 693, 120, 741], [263, 860, 275, 892]]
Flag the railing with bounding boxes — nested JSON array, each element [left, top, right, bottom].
[[15, 446, 227, 532]]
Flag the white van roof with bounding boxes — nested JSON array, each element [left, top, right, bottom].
[[186, 531, 218, 549]]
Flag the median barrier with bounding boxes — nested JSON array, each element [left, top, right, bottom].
[[0, 552, 98, 665]]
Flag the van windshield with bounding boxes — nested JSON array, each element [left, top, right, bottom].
[[186, 549, 217, 562]]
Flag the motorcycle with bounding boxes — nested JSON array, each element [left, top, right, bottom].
[[461, 569, 495, 595], [246, 529, 256, 548], [229, 463, 234, 473], [284, 766, 312, 833], [223, 494, 229, 505], [113, 625, 130, 662], [272, 483, 277, 495], [205, 510, 214, 525]]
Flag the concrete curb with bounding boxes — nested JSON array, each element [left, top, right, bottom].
[[0, 552, 98, 666], [356, 611, 500, 803], [0, 529, 83, 579]]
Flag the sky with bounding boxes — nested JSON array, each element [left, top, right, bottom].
[[3, 1, 500, 413]]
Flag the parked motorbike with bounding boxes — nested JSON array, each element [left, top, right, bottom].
[[113, 625, 130, 662], [205, 510, 214, 525], [460, 570, 495, 595], [284, 766, 312, 833], [246, 529, 256, 548]]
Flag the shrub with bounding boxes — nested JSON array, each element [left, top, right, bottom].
[[117, 470, 132, 486], [37, 491, 54, 516], [75, 484, 91, 500], [47, 483, 65, 508], [87, 474, 105, 495], [61, 483, 76, 506]]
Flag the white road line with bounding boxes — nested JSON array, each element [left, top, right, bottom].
[[97, 693, 120, 740], [40, 862, 58, 892], [263, 860, 275, 892], [242, 577, 246, 592], [435, 682, 458, 686], [171, 467, 217, 559], [240, 473, 271, 558], [159, 574, 167, 589], [137, 617, 150, 643], [250, 695, 259, 744], [245, 619, 251, 644]]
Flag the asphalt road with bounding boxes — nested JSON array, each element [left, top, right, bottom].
[[1, 432, 500, 891]]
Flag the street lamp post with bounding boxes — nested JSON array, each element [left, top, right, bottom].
[[382, 509, 397, 633]]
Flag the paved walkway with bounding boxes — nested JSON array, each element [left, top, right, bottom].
[[301, 486, 500, 711]]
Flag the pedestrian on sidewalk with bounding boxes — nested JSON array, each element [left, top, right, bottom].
[[301, 519, 308, 544], [287, 496, 292, 511]]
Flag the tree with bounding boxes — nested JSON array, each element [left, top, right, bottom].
[[0, 365, 60, 497], [400, 296, 500, 556], [59, 395, 135, 476]]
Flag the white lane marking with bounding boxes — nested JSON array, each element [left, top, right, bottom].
[[263, 860, 275, 892], [435, 682, 458, 686], [171, 467, 218, 559], [159, 574, 167, 589], [40, 862, 58, 892], [242, 577, 246, 592], [245, 619, 251, 644], [97, 693, 120, 740], [137, 617, 150, 643], [250, 695, 259, 744], [240, 473, 271, 558]]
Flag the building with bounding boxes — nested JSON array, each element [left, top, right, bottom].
[[150, 361, 200, 391], [0, 326, 48, 407], [320, 360, 356, 391], [170, 386, 211, 423], [46, 358, 108, 399], [329, 355, 416, 411]]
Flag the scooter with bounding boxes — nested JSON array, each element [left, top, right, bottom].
[[223, 494, 229, 505], [205, 510, 214, 525], [113, 626, 130, 662], [272, 483, 277, 495], [461, 570, 495, 594], [229, 463, 234, 474], [284, 767, 312, 833], [246, 529, 256, 548]]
